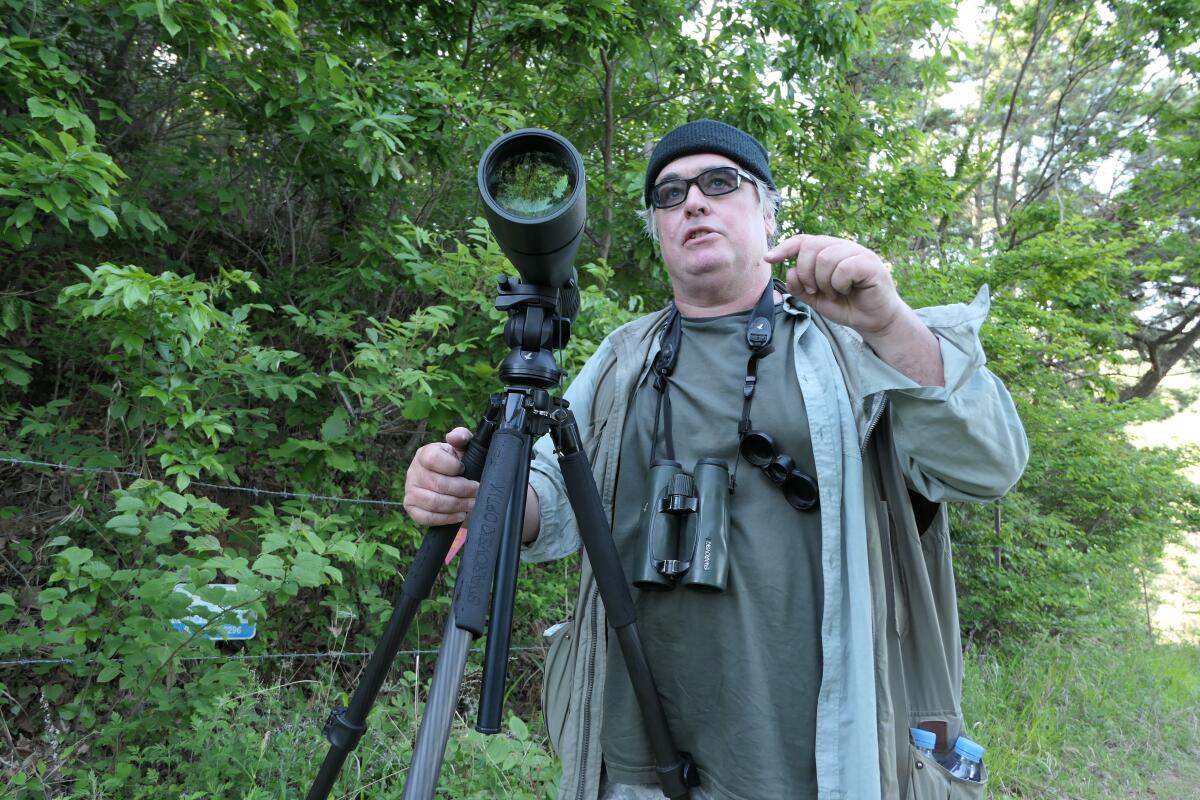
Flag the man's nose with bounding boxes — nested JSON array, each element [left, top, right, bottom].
[[682, 183, 709, 214]]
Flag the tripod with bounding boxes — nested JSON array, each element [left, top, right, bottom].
[[307, 276, 699, 800]]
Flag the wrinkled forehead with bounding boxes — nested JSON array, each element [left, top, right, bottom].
[[653, 152, 740, 185]]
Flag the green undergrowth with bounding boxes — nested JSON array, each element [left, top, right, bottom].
[[963, 625, 1200, 799], [9, 618, 1198, 798], [9, 657, 560, 799]]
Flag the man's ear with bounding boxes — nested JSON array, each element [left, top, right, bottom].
[[763, 210, 776, 243]]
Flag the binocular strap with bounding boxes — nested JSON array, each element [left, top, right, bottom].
[[649, 281, 777, 464]]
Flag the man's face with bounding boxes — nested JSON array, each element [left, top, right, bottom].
[[651, 152, 775, 296]]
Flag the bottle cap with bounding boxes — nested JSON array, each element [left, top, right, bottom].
[[910, 728, 937, 751], [954, 736, 985, 761]]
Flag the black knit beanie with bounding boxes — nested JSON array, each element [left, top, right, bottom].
[[644, 119, 774, 207]]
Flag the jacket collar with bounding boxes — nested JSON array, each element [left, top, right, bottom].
[[609, 295, 886, 451]]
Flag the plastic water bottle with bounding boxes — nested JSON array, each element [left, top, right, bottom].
[[941, 736, 985, 782], [910, 727, 937, 757]]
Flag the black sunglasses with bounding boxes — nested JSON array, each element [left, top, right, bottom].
[[650, 166, 755, 209], [739, 430, 820, 512]]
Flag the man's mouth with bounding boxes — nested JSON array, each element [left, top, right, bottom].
[[684, 228, 717, 245]]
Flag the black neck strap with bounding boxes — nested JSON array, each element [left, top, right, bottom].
[[739, 280, 777, 437], [650, 281, 777, 462]]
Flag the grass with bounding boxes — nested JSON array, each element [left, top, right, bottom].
[[35, 625, 1197, 799], [964, 625, 1200, 799]]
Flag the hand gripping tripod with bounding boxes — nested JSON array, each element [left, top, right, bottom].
[[306, 286, 700, 799]]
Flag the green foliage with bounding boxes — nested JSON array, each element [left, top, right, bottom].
[[6, 667, 560, 799], [898, 238, 1200, 639]]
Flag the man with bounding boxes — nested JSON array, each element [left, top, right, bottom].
[[404, 119, 1028, 799]]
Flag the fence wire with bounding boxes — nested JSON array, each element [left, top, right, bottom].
[[0, 455, 409, 508], [0, 645, 546, 669], [0, 454, 1013, 551], [1, 453, 1013, 673]]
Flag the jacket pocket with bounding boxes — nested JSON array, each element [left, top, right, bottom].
[[905, 743, 988, 800], [541, 618, 574, 756]]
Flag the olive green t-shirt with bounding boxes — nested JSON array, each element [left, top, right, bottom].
[[602, 304, 824, 800]]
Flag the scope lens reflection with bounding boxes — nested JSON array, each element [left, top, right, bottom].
[[488, 150, 575, 219]]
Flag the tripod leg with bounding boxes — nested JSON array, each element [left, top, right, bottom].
[[453, 421, 529, 636], [306, 524, 458, 800], [402, 611, 473, 800], [307, 402, 499, 800], [552, 411, 698, 799], [402, 394, 533, 799], [477, 434, 534, 734]]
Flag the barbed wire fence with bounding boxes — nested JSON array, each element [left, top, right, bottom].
[[0, 455, 559, 673], [0, 453, 1014, 673]]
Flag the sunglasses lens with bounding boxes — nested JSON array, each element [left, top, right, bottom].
[[739, 430, 776, 467], [765, 454, 795, 484], [697, 167, 739, 196], [652, 181, 686, 208], [784, 471, 819, 511]]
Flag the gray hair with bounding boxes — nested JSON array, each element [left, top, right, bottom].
[[637, 174, 782, 247]]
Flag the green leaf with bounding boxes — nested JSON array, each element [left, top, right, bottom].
[[146, 515, 177, 545], [91, 203, 118, 226], [105, 514, 140, 531], [157, 0, 182, 37], [48, 183, 71, 210], [160, 492, 188, 514], [290, 552, 329, 588], [507, 715, 529, 741], [252, 553, 285, 578], [325, 450, 357, 471], [10, 202, 35, 229], [298, 112, 314, 135], [402, 394, 432, 421], [59, 547, 94, 570], [320, 408, 348, 441], [115, 495, 146, 513], [27, 97, 55, 118], [38, 587, 67, 604]]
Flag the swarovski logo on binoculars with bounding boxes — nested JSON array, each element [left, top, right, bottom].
[[635, 459, 731, 593]]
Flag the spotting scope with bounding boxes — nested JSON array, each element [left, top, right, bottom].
[[477, 128, 586, 298]]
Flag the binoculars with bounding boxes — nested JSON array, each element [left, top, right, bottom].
[[633, 459, 731, 593]]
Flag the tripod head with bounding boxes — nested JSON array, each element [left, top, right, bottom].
[[495, 275, 573, 388]]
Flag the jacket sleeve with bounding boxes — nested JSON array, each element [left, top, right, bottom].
[[519, 335, 614, 563], [857, 286, 1029, 503]]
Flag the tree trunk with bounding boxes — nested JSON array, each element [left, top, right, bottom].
[[1120, 319, 1200, 401], [599, 48, 615, 265]]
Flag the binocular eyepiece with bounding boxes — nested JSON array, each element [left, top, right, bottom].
[[634, 459, 731, 593]]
